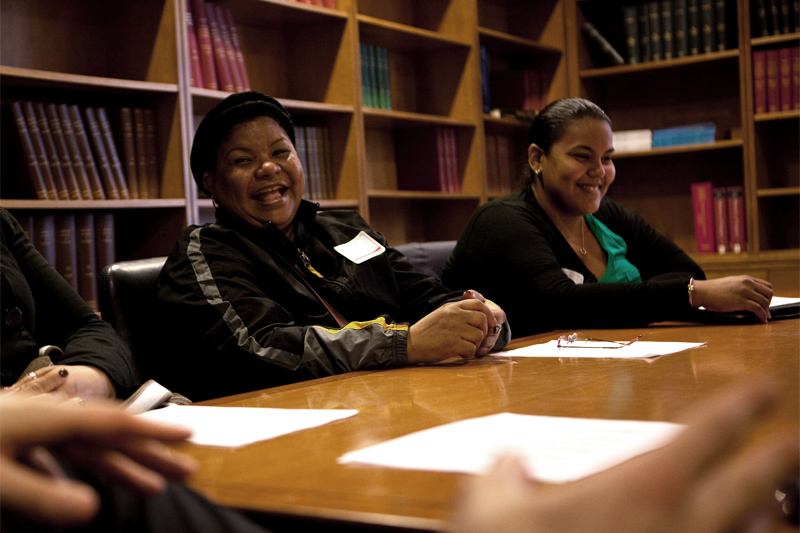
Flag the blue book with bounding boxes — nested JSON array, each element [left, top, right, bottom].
[[480, 43, 491, 112], [652, 122, 715, 147], [376, 46, 391, 110]]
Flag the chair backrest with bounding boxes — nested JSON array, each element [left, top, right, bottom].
[[393, 240, 457, 282], [99, 256, 167, 379]]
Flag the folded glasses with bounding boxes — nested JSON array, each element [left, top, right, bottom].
[[557, 332, 642, 349]]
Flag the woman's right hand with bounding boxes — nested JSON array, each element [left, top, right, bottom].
[[407, 299, 496, 364], [692, 276, 773, 323]]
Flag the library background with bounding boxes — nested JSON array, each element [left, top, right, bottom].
[[1, 0, 798, 312]]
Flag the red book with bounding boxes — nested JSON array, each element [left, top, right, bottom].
[[44, 103, 82, 200], [753, 50, 767, 114], [712, 187, 728, 254], [23, 101, 59, 200], [11, 101, 49, 199], [55, 214, 79, 291], [793, 46, 800, 110], [57, 104, 95, 200], [766, 48, 780, 112], [34, 103, 71, 200], [726, 186, 746, 254], [213, 4, 244, 92], [691, 182, 715, 254], [186, 0, 205, 89], [207, 3, 234, 92], [322, 0, 336, 7], [224, 7, 250, 90], [76, 212, 99, 312], [779, 46, 792, 111], [191, 0, 218, 90]]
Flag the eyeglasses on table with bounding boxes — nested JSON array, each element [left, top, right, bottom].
[[557, 332, 643, 349]]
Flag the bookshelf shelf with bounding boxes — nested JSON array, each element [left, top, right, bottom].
[[566, 0, 799, 293], [478, 27, 563, 57], [0, 199, 188, 210], [0, 66, 180, 95], [364, 109, 476, 128], [358, 16, 472, 50], [367, 190, 482, 200]]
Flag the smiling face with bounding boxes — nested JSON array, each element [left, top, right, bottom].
[[529, 117, 615, 219], [203, 116, 305, 239]]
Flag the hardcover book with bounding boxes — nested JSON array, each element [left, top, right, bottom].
[[753, 50, 767, 113], [712, 187, 729, 254], [83, 107, 121, 200], [726, 186, 746, 253], [23, 101, 59, 200], [57, 104, 96, 200], [55, 214, 79, 290], [691, 182, 715, 254], [34, 103, 71, 200], [623, 5, 640, 64], [44, 103, 83, 200], [11, 101, 49, 199], [582, 21, 625, 67], [673, 0, 688, 57], [69, 105, 107, 200]]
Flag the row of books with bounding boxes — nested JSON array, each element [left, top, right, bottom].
[[290, 0, 336, 7], [16, 212, 115, 312], [485, 133, 520, 195], [753, 0, 800, 37], [187, 0, 251, 92], [295, 124, 335, 201], [612, 122, 716, 152], [395, 126, 460, 193], [691, 183, 746, 254], [480, 44, 549, 116], [585, 1, 728, 68], [360, 44, 391, 110], [10, 101, 160, 201], [753, 45, 800, 113]]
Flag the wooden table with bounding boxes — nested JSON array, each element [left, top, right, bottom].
[[180, 320, 800, 531]]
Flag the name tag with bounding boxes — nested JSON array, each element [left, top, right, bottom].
[[562, 268, 584, 285], [334, 231, 385, 264]]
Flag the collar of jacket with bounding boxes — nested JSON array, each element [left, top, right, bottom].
[[213, 199, 320, 249]]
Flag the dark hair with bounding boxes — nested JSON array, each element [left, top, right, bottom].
[[522, 98, 611, 187], [190, 91, 296, 195]]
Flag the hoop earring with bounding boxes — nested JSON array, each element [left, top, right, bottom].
[[211, 196, 219, 209]]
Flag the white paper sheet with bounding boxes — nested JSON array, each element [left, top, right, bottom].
[[492, 340, 705, 359], [139, 405, 358, 448], [338, 412, 684, 483]]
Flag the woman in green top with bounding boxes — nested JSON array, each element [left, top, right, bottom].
[[443, 98, 773, 336]]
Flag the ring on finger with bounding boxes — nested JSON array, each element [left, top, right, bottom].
[[27, 372, 38, 380], [492, 324, 502, 335]]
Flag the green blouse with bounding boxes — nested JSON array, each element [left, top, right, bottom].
[[585, 214, 642, 284]]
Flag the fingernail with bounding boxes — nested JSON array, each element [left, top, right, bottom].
[[59, 368, 69, 378]]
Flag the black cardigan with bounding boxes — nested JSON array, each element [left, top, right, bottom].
[[442, 188, 705, 337]]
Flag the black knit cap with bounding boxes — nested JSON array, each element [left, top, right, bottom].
[[190, 91, 296, 195]]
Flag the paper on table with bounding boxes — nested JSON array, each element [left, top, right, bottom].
[[139, 405, 358, 448], [338, 412, 684, 483], [492, 340, 705, 359]]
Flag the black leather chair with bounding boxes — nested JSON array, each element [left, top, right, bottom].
[[99, 256, 168, 380], [393, 240, 456, 282]]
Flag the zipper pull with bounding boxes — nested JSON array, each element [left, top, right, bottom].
[[299, 250, 323, 278]]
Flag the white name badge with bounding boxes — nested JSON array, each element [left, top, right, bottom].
[[562, 268, 584, 285], [334, 231, 386, 264]]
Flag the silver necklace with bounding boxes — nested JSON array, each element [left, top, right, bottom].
[[579, 222, 587, 255]]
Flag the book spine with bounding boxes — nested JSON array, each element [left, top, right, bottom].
[[192, 0, 218, 90], [446, 127, 459, 193], [368, 45, 380, 108], [69, 105, 107, 200], [23, 101, 59, 200], [377, 46, 391, 110], [97, 108, 130, 199], [480, 43, 491, 112], [224, 7, 250, 90], [213, 4, 244, 92], [318, 125, 334, 200], [714, 0, 727, 51], [11, 101, 49, 199], [793, 46, 800, 110], [753, 50, 768, 114], [83, 107, 121, 200], [726, 186, 746, 253], [673, 0, 688, 57], [766, 48, 781, 112], [700, 0, 715, 54], [305, 126, 321, 200], [95, 212, 116, 275], [769, 0, 781, 35], [33, 214, 57, 266], [186, 0, 205, 89], [661, 1, 674, 60], [793, 0, 800, 32], [639, 3, 652, 61], [119, 108, 140, 199], [779, 46, 793, 111], [44, 103, 82, 200], [143, 109, 160, 199], [57, 104, 95, 200], [649, 2, 663, 61], [360, 44, 373, 108], [76, 212, 99, 312], [623, 5, 641, 64], [294, 125, 309, 199], [688, 0, 700, 55], [691, 182, 715, 253], [712, 187, 728, 254], [207, 4, 234, 92], [755, 0, 770, 37], [582, 21, 626, 66], [34, 103, 70, 200], [436, 126, 448, 192], [133, 108, 150, 199], [55, 214, 79, 290]]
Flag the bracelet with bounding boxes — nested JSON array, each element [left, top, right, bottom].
[[688, 277, 695, 308]]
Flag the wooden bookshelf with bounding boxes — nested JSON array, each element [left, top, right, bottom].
[[565, 0, 799, 294]]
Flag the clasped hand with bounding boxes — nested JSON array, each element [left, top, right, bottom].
[[407, 290, 507, 364]]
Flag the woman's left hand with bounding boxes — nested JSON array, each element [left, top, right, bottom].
[[463, 290, 507, 355], [5, 365, 115, 400]]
